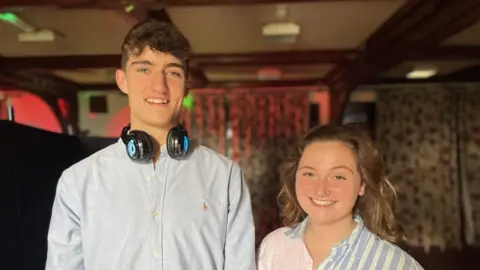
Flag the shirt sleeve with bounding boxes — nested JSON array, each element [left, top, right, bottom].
[[224, 163, 256, 270], [45, 170, 85, 270]]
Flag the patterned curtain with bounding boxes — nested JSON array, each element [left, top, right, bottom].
[[183, 88, 313, 246], [457, 85, 480, 247], [181, 90, 227, 155], [228, 89, 311, 246], [375, 85, 462, 252]]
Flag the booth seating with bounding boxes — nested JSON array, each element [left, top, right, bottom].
[[0, 120, 116, 270]]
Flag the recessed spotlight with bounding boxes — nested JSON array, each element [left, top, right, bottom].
[[406, 67, 437, 79]]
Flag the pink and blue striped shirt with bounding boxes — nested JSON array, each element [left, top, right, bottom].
[[258, 216, 423, 270]]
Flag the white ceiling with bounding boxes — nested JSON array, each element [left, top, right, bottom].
[[167, 1, 405, 53], [0, 1, 405, 57]]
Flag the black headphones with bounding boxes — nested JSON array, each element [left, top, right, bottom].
[[120, 123, 190, 162]]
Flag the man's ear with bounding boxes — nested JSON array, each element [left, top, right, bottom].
[[116, 68, 128, 95]]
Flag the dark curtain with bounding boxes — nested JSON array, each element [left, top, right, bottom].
[[457, 85, 480, 247]]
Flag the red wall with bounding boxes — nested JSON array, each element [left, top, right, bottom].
[[0, 90, 62, 133]]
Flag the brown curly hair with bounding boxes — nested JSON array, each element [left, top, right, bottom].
[[120, 20, 191, 70], [277, 124, 405, 243]]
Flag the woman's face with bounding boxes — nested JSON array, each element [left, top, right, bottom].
[[295, 141, 365, 226]]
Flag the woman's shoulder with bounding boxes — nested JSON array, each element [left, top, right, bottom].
[[257, 226, 304, 270], [259, 227, 293, 249], [364, 236, 424, 270]]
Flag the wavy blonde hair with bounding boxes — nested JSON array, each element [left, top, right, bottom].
[[278, 124, 405, 243]]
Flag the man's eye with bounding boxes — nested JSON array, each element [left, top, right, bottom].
[[167, 71, 183, 78]]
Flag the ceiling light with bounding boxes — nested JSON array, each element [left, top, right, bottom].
[[406, 67, 437, 79]]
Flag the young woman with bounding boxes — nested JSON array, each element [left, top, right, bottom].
[[257, 124, 423, 270]]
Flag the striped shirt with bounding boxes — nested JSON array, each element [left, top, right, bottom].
[[257, 216, 423, 270]]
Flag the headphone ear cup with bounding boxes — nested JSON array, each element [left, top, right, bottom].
[[166, 130, 175, 157], [125, 133, 140, 160], [127, 131, 154, 162], [166, 125, 189, 160]]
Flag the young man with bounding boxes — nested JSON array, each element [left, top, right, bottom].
[[46, 20, 256, 270]]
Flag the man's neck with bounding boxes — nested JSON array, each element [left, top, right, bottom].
[[305, 214, 357, 250], [130, 119, 172, 163]]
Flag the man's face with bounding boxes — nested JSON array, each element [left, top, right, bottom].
[[116, 46, 187, 129]]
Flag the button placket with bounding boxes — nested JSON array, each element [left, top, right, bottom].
[[148, 169, 161, 261]]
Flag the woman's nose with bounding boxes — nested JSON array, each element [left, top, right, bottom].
[[315, 179, 331, 197]]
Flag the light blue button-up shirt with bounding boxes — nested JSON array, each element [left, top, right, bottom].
[[46, 140, 256, 270]]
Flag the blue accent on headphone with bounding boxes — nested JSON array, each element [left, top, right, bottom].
[[183, 135, 189, 152], [127, 140, 136, 156]]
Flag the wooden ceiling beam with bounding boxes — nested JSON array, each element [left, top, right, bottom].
[[78, 78, 321, 91], [0, 50, 357, 70], [326, 0, 480, 122], [191, 50, 357, 67], [409, 45, 480, 61], [0, 0, 396, 8], [0, 69, 79, 96], [5, 45, 480, 72]]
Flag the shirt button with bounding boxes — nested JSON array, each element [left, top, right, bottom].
[[147, 175, 152, 181], [153, 250, 159, 258], [153, 211, 159, 217]]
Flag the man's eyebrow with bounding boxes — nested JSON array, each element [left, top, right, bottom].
[[130, 60, 153, 66], [165, 62, 185, 71]]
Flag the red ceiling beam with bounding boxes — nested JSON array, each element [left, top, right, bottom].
[[326, 0, 480, 122]]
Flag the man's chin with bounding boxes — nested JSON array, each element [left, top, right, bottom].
[[149, 120, 175, 129]]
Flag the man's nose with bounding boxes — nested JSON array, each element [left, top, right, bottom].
[[152, 73, 168, 93]]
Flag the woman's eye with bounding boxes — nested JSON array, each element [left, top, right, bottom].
[[302, 172, 314, 177], [333, 175, 346, 180]]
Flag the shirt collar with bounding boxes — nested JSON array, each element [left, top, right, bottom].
[[116, 138, 171, 160], [285, 215, 366, 250]]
